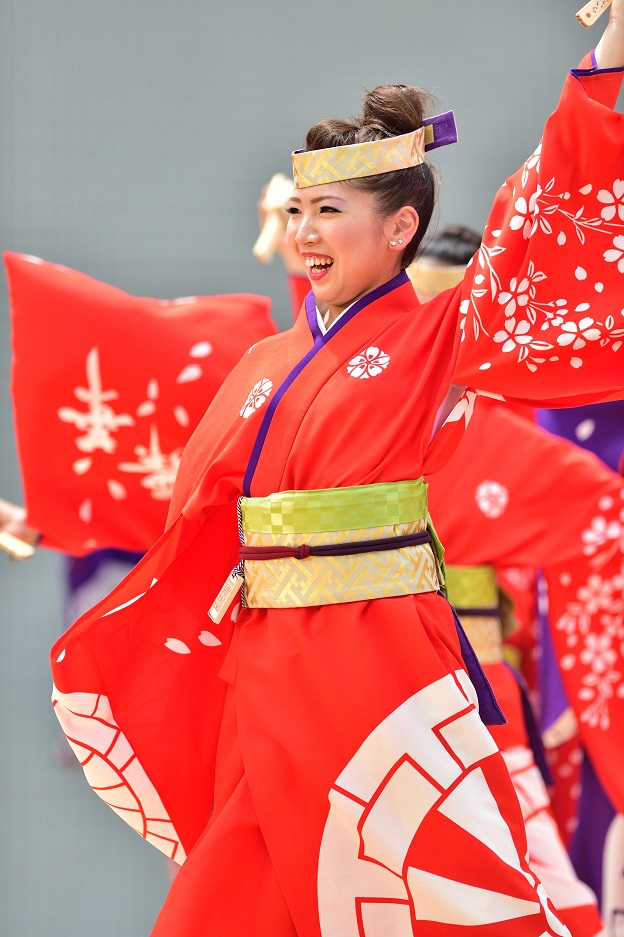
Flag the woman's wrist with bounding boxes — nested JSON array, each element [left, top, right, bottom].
[[0, 497, 40, 544], [595, 3, 624, 68]]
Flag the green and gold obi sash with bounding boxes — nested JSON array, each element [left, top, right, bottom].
[[445, 564, 503, 665], [239, 479, 444, 609]]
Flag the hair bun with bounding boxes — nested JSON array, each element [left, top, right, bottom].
[[359, 85, 432, 138]]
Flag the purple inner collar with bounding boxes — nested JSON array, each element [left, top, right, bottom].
[[305, 270, 409, 346]]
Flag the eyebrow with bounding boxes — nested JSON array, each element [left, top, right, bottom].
[[289, 195, 347, 204]]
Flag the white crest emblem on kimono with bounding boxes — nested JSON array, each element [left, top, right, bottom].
[[240, 379, 273, 418], [475, 480, 510, 519], [347, 347, 390, 380]]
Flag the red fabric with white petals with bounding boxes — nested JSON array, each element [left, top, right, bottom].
[[6, 252, 275, 554]]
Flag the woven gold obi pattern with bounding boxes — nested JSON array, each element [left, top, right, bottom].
[[240, 480, 442, 609], [446, 564, 503, 665]]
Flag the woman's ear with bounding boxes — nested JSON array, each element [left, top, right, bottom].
[[384, 206, 420, 249]]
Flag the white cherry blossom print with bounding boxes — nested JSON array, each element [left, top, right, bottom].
[[497, 276, 530, 318], [552, 562, 624, 732], [475, 480, 510, 519], [240, 378, 273, 418], [556, 317, 602, 351], [576, 573, 624, 616], [597, 180, 624, 222], [510, 192, 540, 240], [604, 235, 624, 274], [579, 632, 617, 675], [347, 346, 390, 380], [493, 318, 533, 357]]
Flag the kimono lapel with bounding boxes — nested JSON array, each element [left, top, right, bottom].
[[246, 273, 420, 496]]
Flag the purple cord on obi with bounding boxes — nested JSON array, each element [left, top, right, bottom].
[[239, 530, 432, 562]]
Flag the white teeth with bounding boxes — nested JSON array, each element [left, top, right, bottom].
[[305, 256, 333, 268]]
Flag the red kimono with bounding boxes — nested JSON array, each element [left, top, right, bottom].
[[51, 56, 624, 936]]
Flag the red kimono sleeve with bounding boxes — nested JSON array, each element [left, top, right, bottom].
[[5, 252, 277, 555], [452, 54, 624, 406], [428, 400, 624, 570]]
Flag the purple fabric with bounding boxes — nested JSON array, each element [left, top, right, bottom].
[[538, 572, 571, 733], [243, 271, 409, 495], [510, 662, 554, 786], [305, 290, 324, 346], [66, 548, 144, 592], [569, 752, 615, 906], [423, 110, 458, 151], [571, 52, 624, 77], [445, 597, 506, 726], [538, 401, 624, 474]]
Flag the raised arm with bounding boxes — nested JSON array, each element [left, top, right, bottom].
[[452, 4, 624, 405], [595, 0, 624, 67]]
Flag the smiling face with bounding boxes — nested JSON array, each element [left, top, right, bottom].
[[286, 182, 417, 322]]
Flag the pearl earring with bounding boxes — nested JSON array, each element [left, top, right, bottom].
[[389, 240, 397, 247]]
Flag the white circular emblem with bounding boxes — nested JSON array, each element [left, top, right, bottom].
[[240, 378, 273, 418], [475, 480, 509, 519], [317, 671, 558, 934], [347, 346, 390, 380]]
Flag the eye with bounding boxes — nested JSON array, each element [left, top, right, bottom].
[[285, 206, 301, 215], [319, 205, 340, 213]]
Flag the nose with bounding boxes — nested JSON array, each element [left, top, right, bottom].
[[295, 213, 320, 247]]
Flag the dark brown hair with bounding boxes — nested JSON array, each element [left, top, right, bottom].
[[421, 224, 482, 266], [303, 84, 437, 267]]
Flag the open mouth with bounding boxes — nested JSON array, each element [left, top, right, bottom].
[[304, 255, 334, 275]]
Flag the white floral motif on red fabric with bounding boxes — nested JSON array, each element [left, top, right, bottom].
[[58, 347, 135, 456], [461, 153, 624, 373], [346, 347, 390, 380], [52, 685, 187, 863], [475, 480, 510, 519], [604, 235, 624, 274], [240, 379, 273, 418], [317, 671, 569, 936], [580, 492, 624, 564], [597, 180, 624, 222], [556, 581, 624, 732], [118, 424, 183, 501]]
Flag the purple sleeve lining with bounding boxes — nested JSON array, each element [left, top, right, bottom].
[[570, 48, 624, 76], [243, 271, 409, 495]]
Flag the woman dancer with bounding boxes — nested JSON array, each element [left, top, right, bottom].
[[52, 7, 624, 936]]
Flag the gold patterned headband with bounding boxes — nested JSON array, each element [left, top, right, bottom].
[[292, 110, 457, 189], [407, 259, 467, 298]]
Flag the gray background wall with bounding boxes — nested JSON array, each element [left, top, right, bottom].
[[0, 2, 611, 934]]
